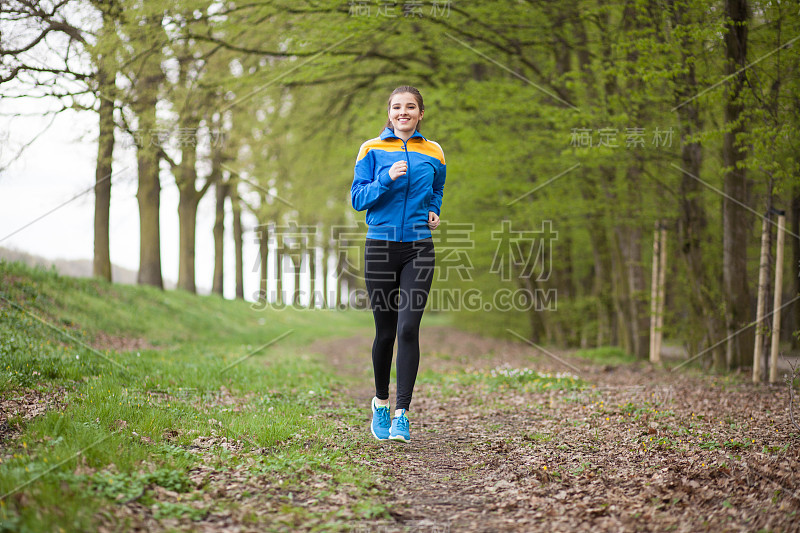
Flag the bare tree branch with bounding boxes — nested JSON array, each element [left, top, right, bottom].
[[0, 112, 58, 174]]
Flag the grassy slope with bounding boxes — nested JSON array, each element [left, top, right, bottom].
[[0, 260, 386, 532]]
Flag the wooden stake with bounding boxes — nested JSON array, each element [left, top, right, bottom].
[[649, 222, 661, 364], [769, 214, 786, 383], [753, 216, 771, 383]]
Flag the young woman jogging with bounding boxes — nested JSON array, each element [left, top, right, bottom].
[[350, 86, 446, 443]]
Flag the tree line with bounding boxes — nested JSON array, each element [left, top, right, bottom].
[[1, 0, 798, 373]]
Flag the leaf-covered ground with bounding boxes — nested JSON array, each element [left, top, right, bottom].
[[3, 323, 798, 532], [312, 326, 799, 532], [89, 326, 800, 532]]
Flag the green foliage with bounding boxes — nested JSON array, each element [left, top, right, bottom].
[[572, 346, 636, 365], [0, 261, 381, 531], [418, 365, 585, 395], [67, 467, 193, 503], [5, 0, 800, 362]]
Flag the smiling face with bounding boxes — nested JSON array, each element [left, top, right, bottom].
[[388, 92, 423, 136]]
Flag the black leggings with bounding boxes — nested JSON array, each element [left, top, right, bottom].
[[364, 237, 435, 411]]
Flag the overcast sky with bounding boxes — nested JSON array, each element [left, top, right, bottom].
[[0, 95, 334, 304]]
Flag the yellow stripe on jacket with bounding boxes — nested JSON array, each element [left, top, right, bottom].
[[357, 137, 445, 165]]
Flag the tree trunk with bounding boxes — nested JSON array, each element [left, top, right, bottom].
[[678, 137, 724, 359], [610, 224, 633, 354], [212, 181, 229, 296], [259, 225, 268, 303], [342, 268, 359, 308], [177, 193, 199, 293], [792, 188, 800, 348], [131, 17, 164, 289], [670, 0, 726, 362], [757, 210, 774, 380], [309, 241, 317, 308], [176, 126, 199, 293], [293, 249, 302, 307], [587, 214, 615, 347], [573, 14, 615, 348], [93, 73, 114, 282], [231, 183, 244, 300], [556, 229, 574, 345], [721, 0, 751, 370], [134, 95, 163, 288], [523, 276, 546, 343], [335, 239, 345, 308], [625, 217, 649, 359], [275, 243, 283, 305], [324, 245, 332, 308], [612, 2, 649, 358], [597, 164, 629, 352]]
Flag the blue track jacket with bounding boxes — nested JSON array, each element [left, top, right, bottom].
[[351, 127, 446, 242]]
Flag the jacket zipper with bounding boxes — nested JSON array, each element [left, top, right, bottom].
[[400, 138, 411, 242]]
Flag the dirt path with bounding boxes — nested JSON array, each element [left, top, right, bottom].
[[312, 326, 800, 532]]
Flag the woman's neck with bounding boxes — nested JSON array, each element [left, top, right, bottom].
[[393, 129, 415, 142]]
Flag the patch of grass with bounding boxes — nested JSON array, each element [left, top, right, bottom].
[[66, 464, 194, 504], [763, 443, 790, 454], [152, 501, 207, 521], [418, 364, 585, 394], [0, 260, 385, 531], [523, 432, 554, 443], [571, 346, 636, 365], [569, 461, 592, 475], [698, 440, 722, 451], [724, 439, 751, 450]]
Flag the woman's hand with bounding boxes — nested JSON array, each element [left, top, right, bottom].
[[428, 211, 440, 230], [388, 160, 407, 181]]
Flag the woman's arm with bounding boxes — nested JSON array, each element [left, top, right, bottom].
[[351, 150, 393, 211], [428, 157, 446, 216]]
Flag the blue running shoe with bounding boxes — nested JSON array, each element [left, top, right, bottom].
[[389, 409, 410, 442], [371, 398, 391, 440]]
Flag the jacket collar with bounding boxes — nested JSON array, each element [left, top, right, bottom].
[[380, 127, 426, 142]]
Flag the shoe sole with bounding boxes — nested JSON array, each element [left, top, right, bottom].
[[388, 434, 410, 443]]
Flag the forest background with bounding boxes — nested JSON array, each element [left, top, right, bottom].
[[2, 0, 799, 373]]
